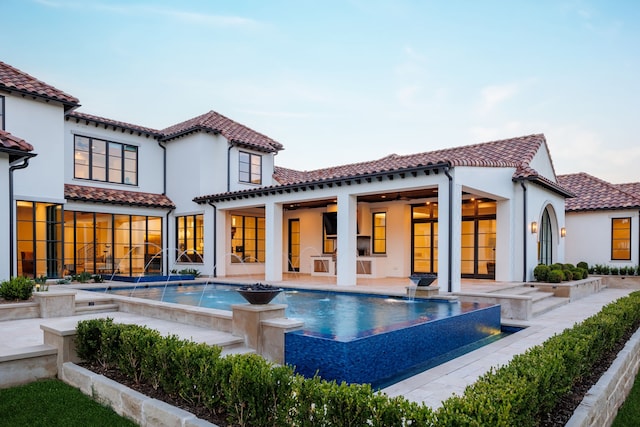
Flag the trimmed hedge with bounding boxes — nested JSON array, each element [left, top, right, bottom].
[[75, 291, 640, 426]]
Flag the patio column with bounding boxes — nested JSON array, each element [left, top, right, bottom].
[[336, 193, 357, 286], [438, 175, 462, 292], [265, 202, 283, 282]]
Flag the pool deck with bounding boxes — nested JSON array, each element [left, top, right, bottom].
[[0, 276, 638, 410]]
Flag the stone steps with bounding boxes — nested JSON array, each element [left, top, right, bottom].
[[532, 296, 570, 317]]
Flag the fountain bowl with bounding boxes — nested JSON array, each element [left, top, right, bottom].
[[237, 283, 283, 304]]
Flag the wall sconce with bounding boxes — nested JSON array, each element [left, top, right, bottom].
[[530, 221, 538, 234], [561, 227, 566, 238]]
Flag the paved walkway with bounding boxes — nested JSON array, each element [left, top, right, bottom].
[[1, 283, 636, 411]]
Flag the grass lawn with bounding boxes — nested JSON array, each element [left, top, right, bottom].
[[0, 379, 137, 427], [613, 372, 640, 426]]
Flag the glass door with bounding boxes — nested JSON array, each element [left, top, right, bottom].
[[412, 204, 438, 274]]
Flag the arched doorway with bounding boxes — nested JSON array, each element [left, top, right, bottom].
[[538, 207, 554, 265]]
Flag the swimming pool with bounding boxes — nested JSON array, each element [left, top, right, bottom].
[[97, 282, 503, 387], [103, 283, 489, 339]]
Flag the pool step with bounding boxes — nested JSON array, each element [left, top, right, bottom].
[[532, 296, 570, 317]]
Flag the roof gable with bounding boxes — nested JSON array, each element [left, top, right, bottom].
[[161, 110, 283, 153], [0, 61, 79, 109], [275, 134, 548, 185], [558, 173, 640, 211]]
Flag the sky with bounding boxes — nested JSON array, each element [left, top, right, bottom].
[[2, 0, 639, 184]]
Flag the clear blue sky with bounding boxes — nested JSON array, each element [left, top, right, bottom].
[[2, 0, 639, 183]]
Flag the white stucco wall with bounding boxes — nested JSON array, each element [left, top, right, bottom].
[[565, 210, 639, 267], [7, 96, 65, 201]]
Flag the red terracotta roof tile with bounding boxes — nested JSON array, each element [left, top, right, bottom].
[[65, 184, 175, 209], [616, 182, 640, 197], [0, 129, 34, 152], [557, 173, 640, 211], [275, 134, 549, 185], [66, 111, 161, 137], [161, 110, 283, 153], [0, 61, 79, 109]]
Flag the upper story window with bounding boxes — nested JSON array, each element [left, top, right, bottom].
[[239, 151, 262, 184], [74, 135, 138, 185], [611, 217, 631, 260], [0, 95, 5, 130]]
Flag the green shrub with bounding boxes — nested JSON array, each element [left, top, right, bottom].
[[551, 263, 564, 271], [533, 264, 550, 282], [548, 269, 564, 283], [611, 267, 620, 275], [0, 276, 34, 301], [577, 261, 589, 270], [563, 263, 575, 271], [563, 269, 574, 281], [571, 268, 583, 280], [74, 271, 93, 283]]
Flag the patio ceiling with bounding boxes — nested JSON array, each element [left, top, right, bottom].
[[284, 187, 440, 210]]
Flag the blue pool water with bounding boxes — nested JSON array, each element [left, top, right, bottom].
[[103, 283, 489, 340], [97, 283, 505, 387]]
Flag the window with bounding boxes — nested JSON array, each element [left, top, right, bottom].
[[322, 212, 336, 254], [230, 214, 265, 262], [612, 218, 631, 260], [372, 212, 386, 254], [74, 135, 138, 185], [176, 214, 204, 262], [0, 95, 4, 130], [239, 151, 262, 184]]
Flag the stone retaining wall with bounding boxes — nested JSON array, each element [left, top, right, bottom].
[[566, 327, 640, 427], [60, 363, 217, 427]]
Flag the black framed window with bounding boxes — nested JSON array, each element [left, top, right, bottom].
[[372, 212, 386, 254], [612, 217, 631, 260], [176, 214, 204, 263], [239, 151, 262, 184], [74, 135, 138, 185], [231, 214, 265, 262], [0, 95, 5, 130]]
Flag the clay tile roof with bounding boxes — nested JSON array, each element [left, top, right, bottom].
[[66, 111, 161, 137], [274, 134, 548, 185], [0, 129, 34, 152], [161, 110, 283, 153], [0, 61, 79, 109], [557, 173, 640, 212], [65, 184, 175, 209], [616, 182, 640, 197]]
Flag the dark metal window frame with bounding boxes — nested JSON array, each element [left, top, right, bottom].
[[0, 95, 5, 130], [411, 204, 438, 274], [175, 214, 204, 263], [73, 135, 138, 185], [231, 214, 266, 262], [372, 211, 387, 254], [611, 217, 632, 261], [238, 151, 262, 184]]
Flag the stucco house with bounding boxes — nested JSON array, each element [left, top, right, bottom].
[[558, 173, 640, 268], [1, 60, 577, 292]]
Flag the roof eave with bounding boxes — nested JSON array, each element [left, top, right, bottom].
[[515, 176, 575, 198], [1, 86, 80, 111], [194, 162, 450, 204]]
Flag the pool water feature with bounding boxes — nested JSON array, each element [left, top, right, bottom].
[[99, 283, 503, 387]]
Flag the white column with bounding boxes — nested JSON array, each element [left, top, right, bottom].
[[214, 210, 227, 277], [336, 193, 357, 286], [265, 202, 283, 282], [437, 177, 462, 292], [0, 159, 9, 280], [495, 199, 514, 282]]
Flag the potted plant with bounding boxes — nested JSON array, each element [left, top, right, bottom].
[[236, 283, 283, 304]]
